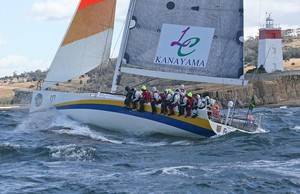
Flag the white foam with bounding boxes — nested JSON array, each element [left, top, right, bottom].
[[17, 109, 122, 144], [160, 166, 197, 176], [137, 166, 197, 177], [279, 106, 288, 109], [292, 126, 300, 132], [46, 144, 96, 161], [171, 140, 193, 146], [0, 142, 21, 149], [236, 159, 300, 178], [53, 128, 122, 144]]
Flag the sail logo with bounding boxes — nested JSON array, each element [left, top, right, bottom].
[[154, 24, 215, 67], [170, 27, 200, 57]]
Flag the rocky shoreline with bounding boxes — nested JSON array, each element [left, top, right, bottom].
[[1, 71, 300, 110]]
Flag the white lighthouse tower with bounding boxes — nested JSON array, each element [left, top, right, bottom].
[[257, 14, 284, 73]]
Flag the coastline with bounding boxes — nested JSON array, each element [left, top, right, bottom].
[[257, 99, 300, 108]]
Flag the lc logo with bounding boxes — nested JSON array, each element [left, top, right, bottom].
[[171, 27, 200, 57]]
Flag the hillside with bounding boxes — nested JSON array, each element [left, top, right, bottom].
[[1, 36, 300, 107]]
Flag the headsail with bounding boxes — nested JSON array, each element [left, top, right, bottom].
[[43, 0, 116, 89], [118, 0, 245, 86]]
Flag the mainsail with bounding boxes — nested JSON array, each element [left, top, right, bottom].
[[117, 0, 245, 86], [43, 0, 116, 89]]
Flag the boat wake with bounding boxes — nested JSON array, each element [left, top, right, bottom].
[[237, 127, 269, 134], [17, 109, 122, 144]]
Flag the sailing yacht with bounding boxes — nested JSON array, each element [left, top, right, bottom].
[[29, 0, 260, 138]]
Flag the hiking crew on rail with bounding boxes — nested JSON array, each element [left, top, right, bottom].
[[123, 85, 219, 118]]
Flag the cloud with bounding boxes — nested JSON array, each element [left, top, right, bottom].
[[28, 0, 130, 22], [244, 0, 300, 37], [0, 55, 50, 77], [0, 34, 6, 50], [28, 0, 79, 21]]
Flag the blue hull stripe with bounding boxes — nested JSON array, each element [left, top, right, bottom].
[[56, 104, 216, 137]]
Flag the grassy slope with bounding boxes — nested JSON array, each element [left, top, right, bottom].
[[1, 38, 300, 105]]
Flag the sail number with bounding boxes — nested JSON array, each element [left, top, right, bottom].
[[50, 95, 56, 102]]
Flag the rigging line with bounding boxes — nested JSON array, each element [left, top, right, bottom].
[[218, 0, 225, 85], [115, 77, 158, 94], [96, 0, 117, 92], [111, 16, 126, 58], [259, 0, 262, 27]]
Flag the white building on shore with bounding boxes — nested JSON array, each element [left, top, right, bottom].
[[257, 15, 284, 73]]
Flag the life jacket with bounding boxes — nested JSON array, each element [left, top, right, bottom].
[[187, 96, 194, 108], [142, 90, 152, 103], [152, 90, 160, 102], [193, 98, 199, 107], [165, 92, 172, 102]]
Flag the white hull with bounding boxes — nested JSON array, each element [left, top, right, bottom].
[[29, 90, 250, 138]]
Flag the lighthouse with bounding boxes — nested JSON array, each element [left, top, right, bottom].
[[257, 14, 284, 73]]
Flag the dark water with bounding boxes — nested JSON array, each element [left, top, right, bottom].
[[0, 107, 299, 193]]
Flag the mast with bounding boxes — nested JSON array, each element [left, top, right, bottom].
[[111, 0, 137, 93]]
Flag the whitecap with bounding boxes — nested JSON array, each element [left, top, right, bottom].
[[171, 140, 193, 146], [0, 142, 21, 150], [279, 106, 288, 109], [137, 166, 197, 177], [160, 166, 197, 176], [235, 159, 300, 178], [292, 126, 300, 132], [46, 144, 96, 161]]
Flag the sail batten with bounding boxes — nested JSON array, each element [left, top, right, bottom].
[[43, 0, 116, 89]]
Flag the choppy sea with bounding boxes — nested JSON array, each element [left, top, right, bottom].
[[0, 107, 299, 193]]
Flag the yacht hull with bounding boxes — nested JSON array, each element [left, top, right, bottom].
[[30, 90, 243, 138]]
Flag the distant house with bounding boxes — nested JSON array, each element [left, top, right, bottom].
[[297, 28, 300, 37], [282, 29, 296, 37]]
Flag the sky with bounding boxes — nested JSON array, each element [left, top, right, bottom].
[[0, 0, 299, 77]]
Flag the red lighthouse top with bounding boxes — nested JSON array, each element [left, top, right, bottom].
[[259, 14, 282, 39]]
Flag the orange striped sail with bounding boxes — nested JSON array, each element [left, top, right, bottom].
[[43, 0, 116, 89]]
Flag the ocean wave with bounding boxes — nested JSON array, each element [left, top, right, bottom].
[[138, 166, 197, 177], [52, 127, 123, 144], [292, 126, 300, 132], [46, 144, 96, 161], [236, 159, 300, 178], [16, 109, 122, 144], [0, 142, 21, 152]]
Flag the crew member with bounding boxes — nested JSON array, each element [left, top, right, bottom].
[[179, 84, 186, 96], [160, 89, 168, 114], [164, 89, 173, 115], [151, 87, 161, 114], [132, 89, 141, 111], [139, 85, 152, 112], [192, 94, 201, 118], [168, 89, 180, 116], [185, 92, 194, 118], [124, 86, 134, 110], [178, 92, 187, 117]]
